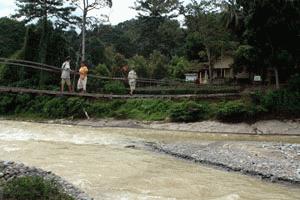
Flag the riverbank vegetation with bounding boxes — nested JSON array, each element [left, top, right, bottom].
[[0, 176, 74, 200], [0, 75, 299, 123]]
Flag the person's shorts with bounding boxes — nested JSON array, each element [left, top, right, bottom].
[[77, 77, 87, 91], [61, 78, 71, 86], [129, 80, 136, 90]]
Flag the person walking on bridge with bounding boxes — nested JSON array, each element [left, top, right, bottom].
[[61, 56, 73, 92], [77, 61, 89, 93], [128, 67, 138, 95]]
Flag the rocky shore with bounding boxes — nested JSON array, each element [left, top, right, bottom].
[[151, 141, 300, 184], [0, 161, 92, 200]]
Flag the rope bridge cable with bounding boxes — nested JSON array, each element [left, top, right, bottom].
[[0, 61, 59, 73], [0, 60, 160, 84], [0, 58, 191, 85]]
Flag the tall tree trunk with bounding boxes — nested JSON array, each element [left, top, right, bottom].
[[81, 0, 87, 61], [274, 67, 280, 89], [206, 47, 212, 83], [73, 51, 81, 90], [38, 0, 48, 87]]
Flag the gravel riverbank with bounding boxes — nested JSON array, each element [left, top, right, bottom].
[[0, 161, 92, 200], [151, 141, 300, 184]]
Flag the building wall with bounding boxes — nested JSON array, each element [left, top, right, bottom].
[[214, 57, 234, 69]]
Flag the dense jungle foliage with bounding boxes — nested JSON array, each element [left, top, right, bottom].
[[0, 0, 299, 89], [0, 0, 299, 122]]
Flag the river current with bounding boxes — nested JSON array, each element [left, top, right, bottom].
[[0, 120, 299, 200]]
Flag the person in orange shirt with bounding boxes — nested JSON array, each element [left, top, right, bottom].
[[77, 61, 88, 93]]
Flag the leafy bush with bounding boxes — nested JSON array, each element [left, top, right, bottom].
[[65, 97, 89, 118], [87, 100, 125, 118], [14, 94, 32, 113], [217, 101, 253, 123], [262, 89, 300, 116], [128, 55, 149, 78], [169, 101, 209, 122], [113, 99, 171, 120], [94, 63, 110, 77], [168, 56, 191, 79], [2, 176, 73, 200], [149, 50, 169, 79], [217, 100, 268, 123], [0, 95, 15, 114], [103, 81, 127, 94], [287, 74, 300, 92], [135, 86, 239, 95], [42, 97, 67, 118], [250, 91, 264, 105], [27, 95, 52, 114], [87, 101, 110, 118]]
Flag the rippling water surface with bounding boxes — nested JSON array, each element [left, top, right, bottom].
[[0, 120, 299, 200]]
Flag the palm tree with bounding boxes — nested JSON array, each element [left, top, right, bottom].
[[221, 0, 243, 34]]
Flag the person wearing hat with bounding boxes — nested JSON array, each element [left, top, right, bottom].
[[128, 67, 138, 95], [61, 56, 73, 92]]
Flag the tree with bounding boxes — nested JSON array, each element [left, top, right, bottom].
[[128, 55, 149, 78], [14, 0, 77, 85], [168, 56, 191, 79], [156, 19, 185, 57], [149, 50, 169, 79], [0, 22, 70, 87], [185, 32, 207, 61], [221, 0, 244, 36], [133, 0, 182, 18], [184, 0, 233, 82], [69, 0, 112, 61], [14, 0, 76, 62], [113, 20, 141, 58], [0, 18, 25, 58], [132, 0, 184, 57], [85, 36, 105, 66], [234, 0, 300, 88], [233, 45, 258, 74]]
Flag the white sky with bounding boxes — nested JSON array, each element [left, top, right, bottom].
[[0, 0, 190, 25]]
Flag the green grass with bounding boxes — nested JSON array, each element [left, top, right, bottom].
[[135, 85, 240, 95]]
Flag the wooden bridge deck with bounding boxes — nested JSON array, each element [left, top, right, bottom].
[[0, 86, 241, 100]]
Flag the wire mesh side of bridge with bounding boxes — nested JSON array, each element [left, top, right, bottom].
[[0, 58, 241, 99]]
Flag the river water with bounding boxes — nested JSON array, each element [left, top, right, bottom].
[[0, 120, 299, 200]]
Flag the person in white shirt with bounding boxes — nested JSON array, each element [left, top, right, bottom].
[[128, 68, 138, 95], [61, 57, 73, 92]]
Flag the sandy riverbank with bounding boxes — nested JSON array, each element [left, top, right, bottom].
[[40, 118, 300, 135]]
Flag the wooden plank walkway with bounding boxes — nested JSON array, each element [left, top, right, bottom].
[[0, 86, 241, 100]]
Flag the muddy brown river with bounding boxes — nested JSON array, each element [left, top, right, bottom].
[[0, 120, 299, 200]]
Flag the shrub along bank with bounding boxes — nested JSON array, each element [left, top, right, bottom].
[[0, 78, 299, 123], [1, 176, 74, 200]]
